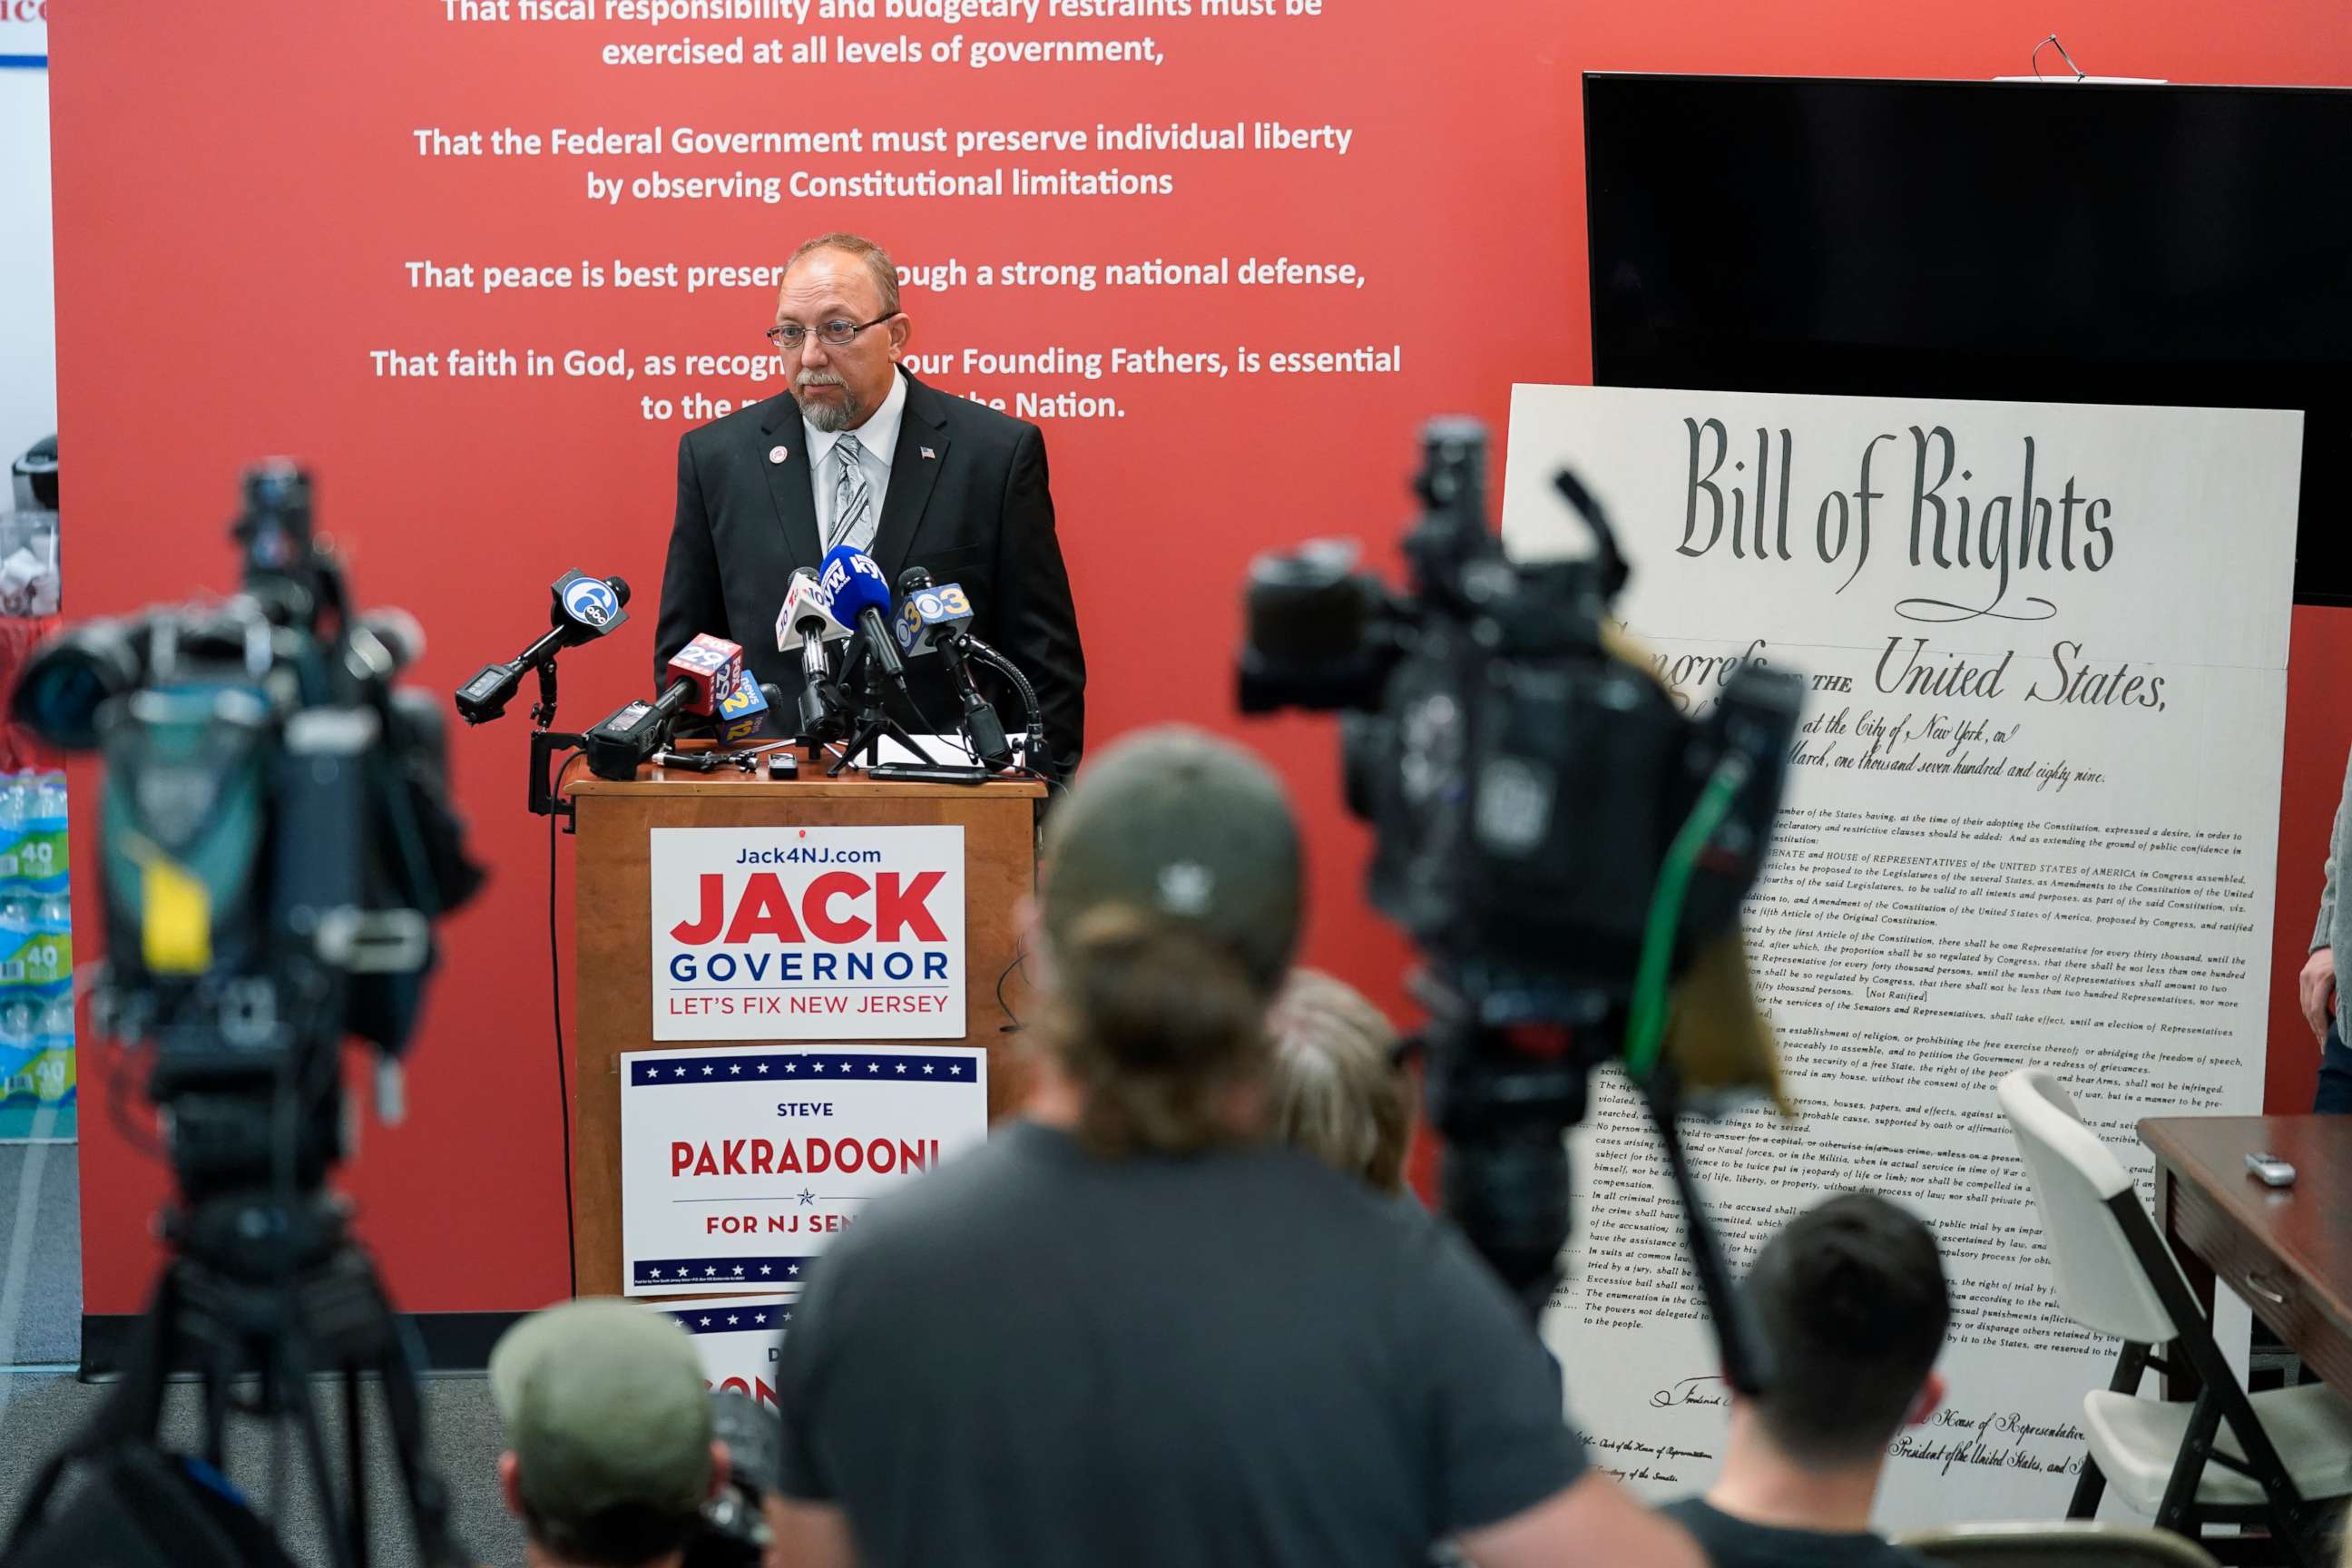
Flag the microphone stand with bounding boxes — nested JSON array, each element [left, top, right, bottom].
[[828, 634, 946, 777], [525, 657, 583, 824], [963, 636, 1052, 785]]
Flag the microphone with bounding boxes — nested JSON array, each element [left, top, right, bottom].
[[777, 566, 851, 740], [818, 544, 907, 694], [897, 566, 1013, 770], [455, 570, 632, 724], [717, 671, 789, 746], [890, 568, 975, 658], [583, 632, 743, 779]]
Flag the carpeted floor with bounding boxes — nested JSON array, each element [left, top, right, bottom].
[[0, 1137, 79, 1367]]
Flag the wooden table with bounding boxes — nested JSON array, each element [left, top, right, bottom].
[[2140, 1115, 2352, 1399]]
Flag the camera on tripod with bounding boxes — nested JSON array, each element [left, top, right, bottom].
[[2, 461, 484, 1568], [1238, 418, 1799, 1376], [10, 459, 480, 1200]]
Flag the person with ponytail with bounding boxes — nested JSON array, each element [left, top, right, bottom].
[[1264, 966, 1414, 1195], [767, 727, 1701, 1568]]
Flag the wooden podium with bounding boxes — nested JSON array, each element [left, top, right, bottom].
[[562, 752, 1045, 1297]]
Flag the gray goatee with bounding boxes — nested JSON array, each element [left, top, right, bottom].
[[795, 374, 861, 433]]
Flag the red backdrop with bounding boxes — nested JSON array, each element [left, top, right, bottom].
[[50, 4, 2352, 1317]]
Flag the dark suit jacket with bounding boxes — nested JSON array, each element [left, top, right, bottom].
[[655, 370, 1086, 776]]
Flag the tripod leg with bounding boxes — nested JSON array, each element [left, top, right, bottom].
[[880, 717, 940, 764], [345, 1366, 369, 1568], [126, 1265, 182, 1443], [370, 1322, 464, 1568], [278, 1337, 362, 1568], [201, 1364, 229, 1469], [270, 1414, 289, 1524]]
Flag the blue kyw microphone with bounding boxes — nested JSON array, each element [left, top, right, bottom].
[[819, 544, 908, 693]]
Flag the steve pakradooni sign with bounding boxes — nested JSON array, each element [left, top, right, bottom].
[[620, 1042, 987, 1297]]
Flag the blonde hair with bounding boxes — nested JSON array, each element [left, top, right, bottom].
[[1265, 969, 1410, 1192], [1045, 904, 1273, 1158]]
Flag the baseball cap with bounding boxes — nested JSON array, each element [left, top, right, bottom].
[[1044, 726, 1302, 990], [490, 1299, 714, 1530]]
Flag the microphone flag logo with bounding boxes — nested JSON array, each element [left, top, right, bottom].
[[563, 573, 621, 628]]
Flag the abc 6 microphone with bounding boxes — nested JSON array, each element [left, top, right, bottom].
[[454, 569, 631, 725], [895, 566, 1014, 770], [582, 632, 744, 780]]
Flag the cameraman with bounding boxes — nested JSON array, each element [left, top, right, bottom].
[[768, 728, 1700, 1568], [492, 1301, 731, 1568]]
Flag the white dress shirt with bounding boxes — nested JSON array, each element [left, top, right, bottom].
[[802, 368, 907, 547]]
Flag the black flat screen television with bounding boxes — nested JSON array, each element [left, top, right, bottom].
[[1583, 74, 2352, 603]]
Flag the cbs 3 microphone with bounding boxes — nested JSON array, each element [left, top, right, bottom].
[[895, 566, 1014, 771], [453, 569, 630, 725]]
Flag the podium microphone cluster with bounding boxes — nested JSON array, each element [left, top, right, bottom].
[[896, 565, 1014, 770]]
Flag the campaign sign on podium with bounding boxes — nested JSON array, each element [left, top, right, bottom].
[[650, 825, 966, 1040], [620, 1043, 987, 1297], [653, 1295, 797, 1409]]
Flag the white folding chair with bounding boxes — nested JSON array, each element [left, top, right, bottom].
[[1897, 1520, 2221, 1566], [1996, 1068, 2352, 1567]]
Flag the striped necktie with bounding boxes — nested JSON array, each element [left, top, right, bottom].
[[827, 436, 877, 554]]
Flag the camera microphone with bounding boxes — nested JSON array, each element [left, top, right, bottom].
[[897, 566, 1013, 770], [583, 632, 744, 780], [454, 570, 632, 725]]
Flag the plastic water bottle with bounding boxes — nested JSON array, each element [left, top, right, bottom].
[[0, 774, 71, 1109]]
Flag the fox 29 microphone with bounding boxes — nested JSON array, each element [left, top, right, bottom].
[[583, 632, 743, 779], [895, 566, 1013, 770], [776, 566, 850, 741], [453, 570, 631, 725]]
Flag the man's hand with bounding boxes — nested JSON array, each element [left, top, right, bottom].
[[2300, 947, 2337, 1044]]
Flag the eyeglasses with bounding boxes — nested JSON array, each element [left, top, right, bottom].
[[765, 312, 897, 351]]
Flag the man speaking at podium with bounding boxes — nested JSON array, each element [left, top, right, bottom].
[[655, 231, 1088, 777]]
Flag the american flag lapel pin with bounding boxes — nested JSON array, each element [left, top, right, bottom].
[[920, 446, 937, 460]]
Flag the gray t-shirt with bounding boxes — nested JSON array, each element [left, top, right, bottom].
[[1661, 1498, 1936, 1568], [776, 1120, 1586, 1568]]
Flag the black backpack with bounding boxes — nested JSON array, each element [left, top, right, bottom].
[[4, 1437, 301, 1568]]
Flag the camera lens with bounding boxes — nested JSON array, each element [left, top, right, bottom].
[[1243, 540, 1371, 668], [12, 619, 143, 749]]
